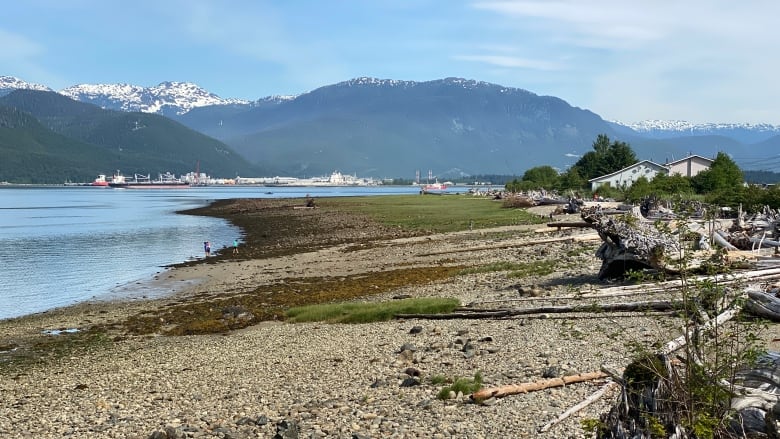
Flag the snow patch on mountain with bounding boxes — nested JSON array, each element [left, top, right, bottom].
[[615, 119, 780, 133], [0, 76, 52, 93], [341, 77, 416, 88], [255, 95, 297, 105], [59, 81, 250, 115]]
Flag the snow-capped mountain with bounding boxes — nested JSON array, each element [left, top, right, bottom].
[[0, 76, 52, 95], [3, 74, 780, 146], [618, 119, 780, 133], [610, 119, 780, 144], [59, 81, 250, 115]]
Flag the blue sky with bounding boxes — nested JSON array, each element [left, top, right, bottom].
[[2, 0, 778, 124]]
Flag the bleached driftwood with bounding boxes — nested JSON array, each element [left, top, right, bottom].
[[537, 381, 619, 433], [471, 371, 608, 402], [744, 289, 780, 321], [582, 207, 683, 279], [660, 305, 741, 355], [713, 230, 738, 250]]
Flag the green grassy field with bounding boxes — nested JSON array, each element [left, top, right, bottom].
[[320, 194, 547, 233]]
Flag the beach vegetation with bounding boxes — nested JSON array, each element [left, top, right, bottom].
[[430, 374, 447, 385], [327, 195, 547, 233], [597, 208, 767, 438], [122, 266, 464, 336], [285, 297, 460, 324], [436, 372, 483, 400], [0, 327, 111, 374]]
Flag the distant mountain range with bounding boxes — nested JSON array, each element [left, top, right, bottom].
[[1, 75, 779, 182]]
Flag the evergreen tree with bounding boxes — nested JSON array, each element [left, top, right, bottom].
[[572, 134, 638, 181], [558, 166, 586, 191], [692, 152, 743, 194], [521, 165, 559, 188]]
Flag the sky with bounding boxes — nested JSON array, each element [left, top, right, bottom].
[[1, 0, 778, 124]]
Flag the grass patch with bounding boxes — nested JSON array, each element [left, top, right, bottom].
[[508, 260, 559, 278], [459, 261, 527, 275], [327, 195, 547, 233], [286, 297, 460, 323], [436, 372, 484, 400], [566, 244, 597, 257]]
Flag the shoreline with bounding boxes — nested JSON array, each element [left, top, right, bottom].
[[2, 198, 777, 437]]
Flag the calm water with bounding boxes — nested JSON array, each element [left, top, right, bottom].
[[0, 185, 451, 320]]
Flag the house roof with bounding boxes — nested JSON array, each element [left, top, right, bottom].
[[665, 154, 714, 166], [587, 160, 667, 182]]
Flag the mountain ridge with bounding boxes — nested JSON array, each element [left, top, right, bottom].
[[0, 89, 261, 182], [2, 75, 780, 180], [5, 75, 779, 133]]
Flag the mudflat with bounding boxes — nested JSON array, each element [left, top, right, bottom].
[[1, 197, 776, 438]]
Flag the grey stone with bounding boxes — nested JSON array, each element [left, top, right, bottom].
[[403, 367, 421, 377], [399, 343, 417, 352], [274, 419, 300, 439], [399, 377, 420, 387]]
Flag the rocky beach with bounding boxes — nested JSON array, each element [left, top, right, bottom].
[[1, 197, 778, 439]]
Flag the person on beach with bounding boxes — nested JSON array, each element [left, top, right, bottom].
[[204, 241, 211, 257], [233, 239, 239, 254]]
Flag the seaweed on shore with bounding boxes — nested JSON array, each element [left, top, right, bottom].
[[122, 266, 463, 336], [177, 198, 421, 264]]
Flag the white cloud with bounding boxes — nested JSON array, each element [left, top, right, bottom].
[[470, 0, 780, 123], [0, 29, 44, 61], [454, 54, 562, 71]]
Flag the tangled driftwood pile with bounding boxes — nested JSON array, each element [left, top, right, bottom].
[[725, 206, 780, 253], [600, 351, 780, 438], [582, 206, 682, 279], [581, 204, 780, 280], [598, 283, 780, 438], [571, 205, 780, 436]]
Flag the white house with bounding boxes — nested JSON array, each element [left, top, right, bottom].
[[588, 160, 668, 191], [665, 155, 714, 178]]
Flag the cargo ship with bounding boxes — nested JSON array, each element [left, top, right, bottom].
[[108, 172, 190, 189]]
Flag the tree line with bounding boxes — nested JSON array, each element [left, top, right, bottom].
[[505, 134, 780, 211]]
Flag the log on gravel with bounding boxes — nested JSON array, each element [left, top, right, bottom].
[[395, 300, 681, 320], [471, 371, 608, 402]]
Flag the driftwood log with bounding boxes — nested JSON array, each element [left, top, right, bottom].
[[581, 207, 682, 279], [744, 286, 780, 321], [394, 300, 680, 320], [471, 371, 608, 402], [538, 381, 620, 433]]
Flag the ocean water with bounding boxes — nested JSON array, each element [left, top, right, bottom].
[[0, 185, 444, 320]]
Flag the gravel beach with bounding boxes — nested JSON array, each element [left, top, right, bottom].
[[2, 198, 778, 439]]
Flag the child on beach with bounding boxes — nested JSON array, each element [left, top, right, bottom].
[[204, 241, 211, 257]]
